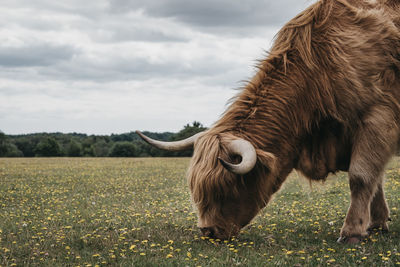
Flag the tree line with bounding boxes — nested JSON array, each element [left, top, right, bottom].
[[0, 122, 207, 157]]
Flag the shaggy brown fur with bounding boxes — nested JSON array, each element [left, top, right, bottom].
[[188, 0, 400, 242]]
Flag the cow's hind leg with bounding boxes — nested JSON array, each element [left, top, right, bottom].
[[338, 105, 398, 244], [368, 181, 390, 232]]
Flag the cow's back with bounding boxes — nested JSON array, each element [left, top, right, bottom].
[[309, 0, 400, 122]]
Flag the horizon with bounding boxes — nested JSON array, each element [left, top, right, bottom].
[[3, 128, 179, 136]]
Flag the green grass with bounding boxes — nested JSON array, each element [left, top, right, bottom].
[[0, 157, 399, 266]]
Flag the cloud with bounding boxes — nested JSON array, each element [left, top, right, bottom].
[[0, 43, 77, 67], [0, 78, 233, 134], [108, 0, 314, 29], [0, 0, 316, 134]]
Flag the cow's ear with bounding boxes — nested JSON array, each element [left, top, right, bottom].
[[256, 149, 277, 173]]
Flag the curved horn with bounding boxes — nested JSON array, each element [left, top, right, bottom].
[[136, 130, 202, 151], [218, 139, 257, 175]]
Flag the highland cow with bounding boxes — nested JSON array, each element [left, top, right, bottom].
[[137, 0, 400, 244]]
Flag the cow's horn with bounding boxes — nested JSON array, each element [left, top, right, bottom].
[[218, 139, 257, 175], [136, 130, 202, 151]]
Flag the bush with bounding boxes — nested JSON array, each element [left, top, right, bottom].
[[35, 137, 62, 157], [93, 140, 110, 157], [5, 143, 23, 157], [15, 138, 36, 157], [0, 131, 9, 156], [110, 142, 137, 157], [0, 131, 23, 157], [67, 140, 82, 157]]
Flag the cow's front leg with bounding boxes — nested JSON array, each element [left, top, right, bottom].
[[368, 182, 390, 232], [337, 105, 398, 244], [337, 171, 378, 244]]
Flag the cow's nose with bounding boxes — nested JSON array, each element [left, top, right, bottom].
[[200, 227, 216, 238]]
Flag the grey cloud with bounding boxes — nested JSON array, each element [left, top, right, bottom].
[[0, 0, 316, 134], [3, 0, 106, 21], [110, 28, 188, 43], [38, 53, 234, 83], [108, 0, 314, 29], [0, 43, 78, 67]]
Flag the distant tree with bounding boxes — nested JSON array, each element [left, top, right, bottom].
[[4, 122, 206, 157], [5, 143, 23, 157], [172, 121, 207, 140], [110, 142, 137, 157], [15, 138, 36, 157], [67, 140, 82, 157], [81, 137, 95, 157], [134, 141, 151, 157], [0, 131, 8, 156], [34, 137, 62, 157], [93, 139, 110, 157], [167, 121, 208, 157], [81, 146, 93, 157], [111, 133, 135, 142]]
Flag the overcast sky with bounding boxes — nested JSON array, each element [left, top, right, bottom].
[[0, 0, 315, 135]]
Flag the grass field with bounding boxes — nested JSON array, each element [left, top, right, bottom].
[[0, 157, 399, 266]]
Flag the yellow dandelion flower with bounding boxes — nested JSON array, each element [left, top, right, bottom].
[[166, 254, 173, 258]]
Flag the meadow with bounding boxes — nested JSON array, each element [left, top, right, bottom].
[[0, 157, 399, 266]]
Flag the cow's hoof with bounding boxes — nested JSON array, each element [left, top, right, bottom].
[[337, 236, 362, 244], [367, 222, 389, 234], [367, 227, 389, 234]]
